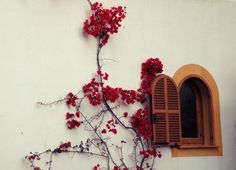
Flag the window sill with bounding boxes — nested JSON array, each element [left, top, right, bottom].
[[178, 144, 217, 149], [171, 144, 222, 157]]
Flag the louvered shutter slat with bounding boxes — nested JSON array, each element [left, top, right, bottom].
[[153, 78, 165, 110], [154, 113, 167, 143]]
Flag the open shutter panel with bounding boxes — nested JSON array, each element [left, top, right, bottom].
[[152, 75, 181, 146], [152, 77, 167, 144]]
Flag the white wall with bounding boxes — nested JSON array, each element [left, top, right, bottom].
[[0, 0, 235, 170]]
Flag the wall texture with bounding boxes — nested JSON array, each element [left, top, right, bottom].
[[0, 0, 235, 170]]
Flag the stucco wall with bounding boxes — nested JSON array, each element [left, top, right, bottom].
[[0, 0, 235, 170]]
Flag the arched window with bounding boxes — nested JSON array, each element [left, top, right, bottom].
[[180, 77, 213, 145], [172, 64, 222, 157], [151, 64, 222, 157]]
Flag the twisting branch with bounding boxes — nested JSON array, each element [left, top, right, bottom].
[[86, 0, 92, 7], [75, 104, 117, 169]]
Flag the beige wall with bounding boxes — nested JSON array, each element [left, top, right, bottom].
[[0, 0, 235, 169]]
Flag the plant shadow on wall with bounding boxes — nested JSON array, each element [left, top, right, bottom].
[[25, 1, 163, 170]]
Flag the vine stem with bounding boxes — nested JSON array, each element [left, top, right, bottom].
[[48, 152, 53, 170], [95, 34, 147, 169], [86, 0, 92, 7]]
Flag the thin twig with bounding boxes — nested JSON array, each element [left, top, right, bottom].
[[101, 58, 119, 63], [75, 104, 117, 169], [37, 90, 83, 106], [48, 152, 53, 170]]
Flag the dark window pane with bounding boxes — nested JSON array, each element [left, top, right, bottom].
[[180, 82, 198, 138]]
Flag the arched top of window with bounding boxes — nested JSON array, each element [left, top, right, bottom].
[[173, 64, 218, 98]]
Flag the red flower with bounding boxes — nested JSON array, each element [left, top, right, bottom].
[[103, 72, 109, 80], [136, 165, 144, 170], [97, 70, 102, 76], [101, 129, 107, 134], [34, 167, 42, 170], [123, 112, 128, 117], [107, 119, 113, 124], [93, 164, 100, 170], [113, 166, 119, 170], [106, 124, 110, 129], [66, 112, 74, 119], [109, 128, 117, 134], [75, 112, 80, 118], [157, 151, 162, 158]]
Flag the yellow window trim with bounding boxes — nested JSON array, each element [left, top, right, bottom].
[[172, 64, 223, 157]]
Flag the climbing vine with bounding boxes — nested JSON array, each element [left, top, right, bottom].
[[25, 0, 163, 170]]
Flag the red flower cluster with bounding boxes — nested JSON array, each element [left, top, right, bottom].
[[103, 85, 120, 103], [139, 147, 160, 158], [27, 153, 40, 161], [97, 70, 109, 80], [130, 105, 152, 139], [83, 78, 102, 106], [83, 2, 126, 47], [140, 58, 163, 94], [66, 112, 81, 129], [136, 88, 147, 103], [66, 92, 78, 107], [66, 119, 81, 129], [120, 89, 137, 104], [103, 119, 118, 134], [54, 141, 71, 153], [34, 167, 42, 170], [83, 72, 141, 106], [112, 166, 128, 170]]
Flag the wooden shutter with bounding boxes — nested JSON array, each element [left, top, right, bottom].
[[152, 74, 181, 146]]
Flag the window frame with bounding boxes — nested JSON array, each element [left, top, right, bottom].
[[171, 64, 223, 157]]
